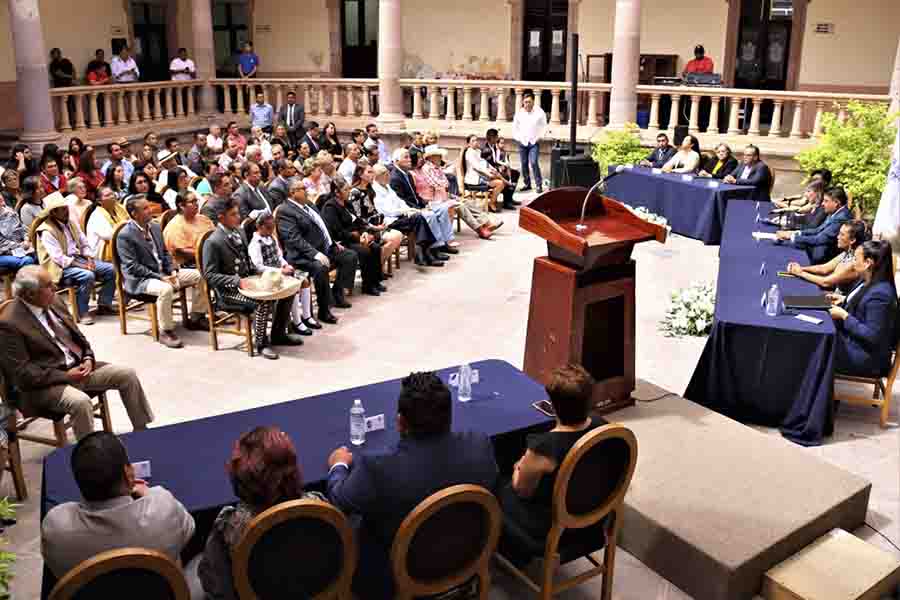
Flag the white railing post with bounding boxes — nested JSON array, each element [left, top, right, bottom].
[[222, 84, 233, 115], [73, 95, 86, 131], [116, 91, 127, 124], [669, 94, 681, 133], [446, 86, 457, 121], [497, 87, 508, 121], [708, 96, 720, 133], [187, 84, 196, 116], [479, 87, 491, 122], [304, 85, 312, 117], [790, 99, 806, 139], [688, 94, 701, 134], [748, 98, 762, 136], [813, 101, 826, 137], [317, 85, 326, 117], [412, 85, 423, 119], [58, 96, 71, 131], [514, 88, 523, 114], [462, 86, 473, 121], [235, 84, 246, 115], [587, 90, 599, 127], [141, 90, 152, 122], [167, 87, 177, 119], [769, 100, 783, 137], [332, 85, 341, 116], [727, 97, 742, 134], [428, 86, 440, 119], [362, 85, 372, 117], [550, 89, 561, 125], [102, 93, 113, 127], [648, 94, 660, 132], [88, 93, 100, 128]]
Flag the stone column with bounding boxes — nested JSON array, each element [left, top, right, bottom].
[[608, 0, 641, 129], [890, 37, 900, 116], [376, 0, 405, 130], [192, 0, 217, 116], [9, 0, 59, 149]]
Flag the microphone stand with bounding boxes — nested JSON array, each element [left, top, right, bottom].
[[575, 169, 623, 232]]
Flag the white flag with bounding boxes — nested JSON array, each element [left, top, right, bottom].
[[873, 124, 900, 247]]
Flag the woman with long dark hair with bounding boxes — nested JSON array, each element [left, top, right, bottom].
[[128, 170, 166, 214], [350, 163, 403, 275], [829, 239, 898, 376], [103, 163, 127, 201], [18, 175, 45, 228], [75, 147, 104, 201], [65, 137, 85, 173], [319, 121, 342, 157], [6, 144, 37, 178]]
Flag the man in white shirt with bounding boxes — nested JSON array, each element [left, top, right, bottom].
[[42, 432, 192, 578], [511, 90, 548, 192], [169, 48, 196, 81], [365, 123, 391, 164], [110, 46, 140, 83], [218, 139, 242, 171], [338, 143, 361, 182]]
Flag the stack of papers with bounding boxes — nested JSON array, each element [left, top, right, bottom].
[[752, 232, 778, 241]]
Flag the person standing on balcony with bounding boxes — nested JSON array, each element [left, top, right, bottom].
[[277, 91, 305, 149], [49, 48, 76, 87], [512, 90, 547, 193], [86, 49, 112, 80], [238, 41, 259, 79], [250, 92, 274, 134], [683, 45, 715, 77], [169, 48, 196, 81], [111, 46, 140, 83]]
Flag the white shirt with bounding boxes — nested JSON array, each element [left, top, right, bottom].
[[464, 148, 488, 186], [372, 181, 411, 225], [206, 134, 224, 154], [663, 150, 701, 173], [338, 158, 357, 182], [512, 105, 548, 146], [111, 56, 140, 83], [169, 57, 195, 81], [740, 165, 752, 179], [23, 301, 79, 367], [248, 232, 288, 272], [86, 208, 115, 258]]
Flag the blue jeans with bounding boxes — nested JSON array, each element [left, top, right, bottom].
[[61, 260, 115, 317], [518, 142, 542, 189], [422, 205, 454, 247], [0, 253, 36, 271]]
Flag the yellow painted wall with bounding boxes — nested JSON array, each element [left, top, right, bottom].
[[400, 0, 509, 77], [253, 0, 331, 75], [799, 0, 900, 88], [579, 0, 728, 78]]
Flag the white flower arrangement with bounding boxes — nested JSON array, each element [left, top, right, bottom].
[[627, 205, 671, 230], [660, 281, 716, 337]]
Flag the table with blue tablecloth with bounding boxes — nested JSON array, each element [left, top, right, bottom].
[[604, 167, 756, 245], [685, 201, 836, 445], [40, 359, 553, 597]]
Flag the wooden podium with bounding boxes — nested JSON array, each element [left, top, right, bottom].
[[519, 186, 667, 413]]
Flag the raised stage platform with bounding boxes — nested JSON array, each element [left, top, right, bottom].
[[610, 382, 872, 600]]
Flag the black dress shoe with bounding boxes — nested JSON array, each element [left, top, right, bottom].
[[184, 315, 210, 331], [259, 347, 279, 360], [271, 333, 305, 346], [318, 311, 339, 324], [510, 199, 523, 206], [520, 185, 533, 192], [302, 317, 322, 330], [333, 298, 352, 309], [375, 283, 387, 292], [363, 287, 381, 296], [291, 322, 314, 336], [424, 252, 444, 267], [415, 246, 427, 265], [437, 245, 460, 255], [431, 251, 450, 261]]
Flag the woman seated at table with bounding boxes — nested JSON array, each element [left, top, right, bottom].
[[661, 135, 701, 174], [777, 180, 827, 229], [774, 169, 832, 210], [196, 426, 327, 600], [698, 143, 738, 179], [498, 363, 604, 567], [788, 220, 867, 295], [828, 240, 898, 377]]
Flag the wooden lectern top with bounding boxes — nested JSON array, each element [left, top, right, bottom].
[[519, 187, 667, 271]]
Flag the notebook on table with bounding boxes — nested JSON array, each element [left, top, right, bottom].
[[783, 295, 831, 310]]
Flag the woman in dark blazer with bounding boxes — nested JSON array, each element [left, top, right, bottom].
[[699, 143, 738, 180], [829, 240, 898, 376], [318, 122, 343, 158]]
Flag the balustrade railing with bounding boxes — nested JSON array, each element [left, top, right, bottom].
[[49, 81, 206, 134], [210, 78, 380, 120]]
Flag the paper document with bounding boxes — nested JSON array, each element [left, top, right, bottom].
[[795, 314, 824, 325], [752, 232, 778, 241]]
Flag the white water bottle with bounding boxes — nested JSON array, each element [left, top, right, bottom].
[[350, 399, 366, 446], [765, 284, 781, 317]]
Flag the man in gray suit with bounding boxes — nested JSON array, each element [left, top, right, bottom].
[[276, 90, 305, 148], [266, 158, 295, 208], [234, 162, 276, 221], [117, 195, 208, 348], [41, 431, 196, 580]]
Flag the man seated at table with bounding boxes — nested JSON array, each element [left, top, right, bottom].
[[661, 135, 701, 174], [41, 431, 196, 582], [0, 266, 155, 440], [776, 186, 851, 263], [117, 195, 209, 349], [327, 371, 499, 600], [639, 133, 676, 169], [723, 144, 771, 201]]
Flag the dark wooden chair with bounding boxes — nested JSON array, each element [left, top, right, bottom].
[[834, 337, 900, 428], [78, 202, 97, 238], [495, 424, 638, 600], [233, 498, 356, 599], [0, 405, 27, 501], [196, 230, 255, 356], [48, 548, 190, 600], [391, 484, 501, 600], [159, 209, 178, 234], [29, 213, 80, 321]]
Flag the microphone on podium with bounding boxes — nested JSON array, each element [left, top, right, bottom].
[[576, 167, 626, 231]]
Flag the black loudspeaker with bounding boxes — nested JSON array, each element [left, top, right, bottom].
[[551, 142, 590, 188], [673, 125, 689, 147], [559, 155, 600, 189]]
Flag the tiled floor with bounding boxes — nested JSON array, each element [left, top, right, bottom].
[[6, 187, 898, 599]]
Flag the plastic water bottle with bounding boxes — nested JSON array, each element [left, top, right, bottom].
[[458, 364, 473, 403], [350, 399, 366, 446], [765, 284, 781, 317]]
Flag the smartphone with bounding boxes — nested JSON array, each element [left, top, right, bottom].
[[532, 400, 556, 417], [777, 271, 795, 278]]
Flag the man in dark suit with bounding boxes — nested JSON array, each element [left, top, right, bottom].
[[0, 265, 155, 440], [327, 371, 499, 600], [777, 186, 852, 263], [117, 195, 209, 348], [276, 90, 305, 149], [484, 128, 520, 208], [300, 121, 321, 155], [640, 133, 677, 168], [389, 148, 452, 261], [277, 178, 358, 324], [234, 162, 276, 221], [724, 144, 772, 202], [202, 198, 302, 360], [199, 172, 233, 222], [266, 159, 295, 208]]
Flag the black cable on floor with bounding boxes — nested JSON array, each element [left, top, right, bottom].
[[864, 521, 900, 554]]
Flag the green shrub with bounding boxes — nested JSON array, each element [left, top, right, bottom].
[[0, 498, 16, 599], [796, 101, 897, 218], [590, 123, 648, 177]]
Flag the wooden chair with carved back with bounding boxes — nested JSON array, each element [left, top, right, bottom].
[[48, 548, 191, 600]]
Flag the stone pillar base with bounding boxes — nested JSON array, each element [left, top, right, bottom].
[[375, 113, 406, 132], [19, 129, 61, 151]]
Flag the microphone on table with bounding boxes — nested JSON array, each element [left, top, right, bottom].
[[576, 168, 626, 232]]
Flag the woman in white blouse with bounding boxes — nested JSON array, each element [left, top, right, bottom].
[[86, 186, 129, 262], [461, 134, 506, 212], [662, 135, 701, 174]]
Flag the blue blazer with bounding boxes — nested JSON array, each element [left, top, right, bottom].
[[727, 161, 771, 202], [645, 145, 676, 169], [836, 281, 898, 376], [792, 205, 850, 263], [327, 431, 499, 548]]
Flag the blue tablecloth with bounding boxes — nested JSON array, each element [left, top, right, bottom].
[[604, 167, 756, 245], [685, 201, 836, 445], [40, 359, 552, 597]]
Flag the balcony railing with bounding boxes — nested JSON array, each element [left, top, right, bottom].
[[210, 78, 380, 120]]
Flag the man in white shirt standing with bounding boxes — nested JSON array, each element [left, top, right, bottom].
[[169, 48, 196, 81], [111, 45, 140, 83], [511, 90, 548, 193]]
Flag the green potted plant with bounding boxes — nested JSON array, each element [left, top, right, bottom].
[[0, 497, 17, 599], [590, 123, 648, 177], [796, 101, 898, 219]]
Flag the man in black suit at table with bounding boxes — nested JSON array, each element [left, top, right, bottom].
[[276, 90, 305, 148], [639, 133, 677, 168], [724, 144, 772, 202], [300, 121, 321, 156], [327, 371, 499, 599], [276, 178, 357, 325]]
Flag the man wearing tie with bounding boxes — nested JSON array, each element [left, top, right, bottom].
[[301, 121, 321, 156], [277, 91, 305, 149], [0, 266, 155, 440], [639, 133, 677, 169], [234, 163, 277, 220]]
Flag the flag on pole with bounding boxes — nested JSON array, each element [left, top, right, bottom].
[[873, 123, 900, 247]]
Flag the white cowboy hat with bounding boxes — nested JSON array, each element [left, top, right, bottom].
[[423, 145, 447, 159], [156, 149, 177, 164]]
